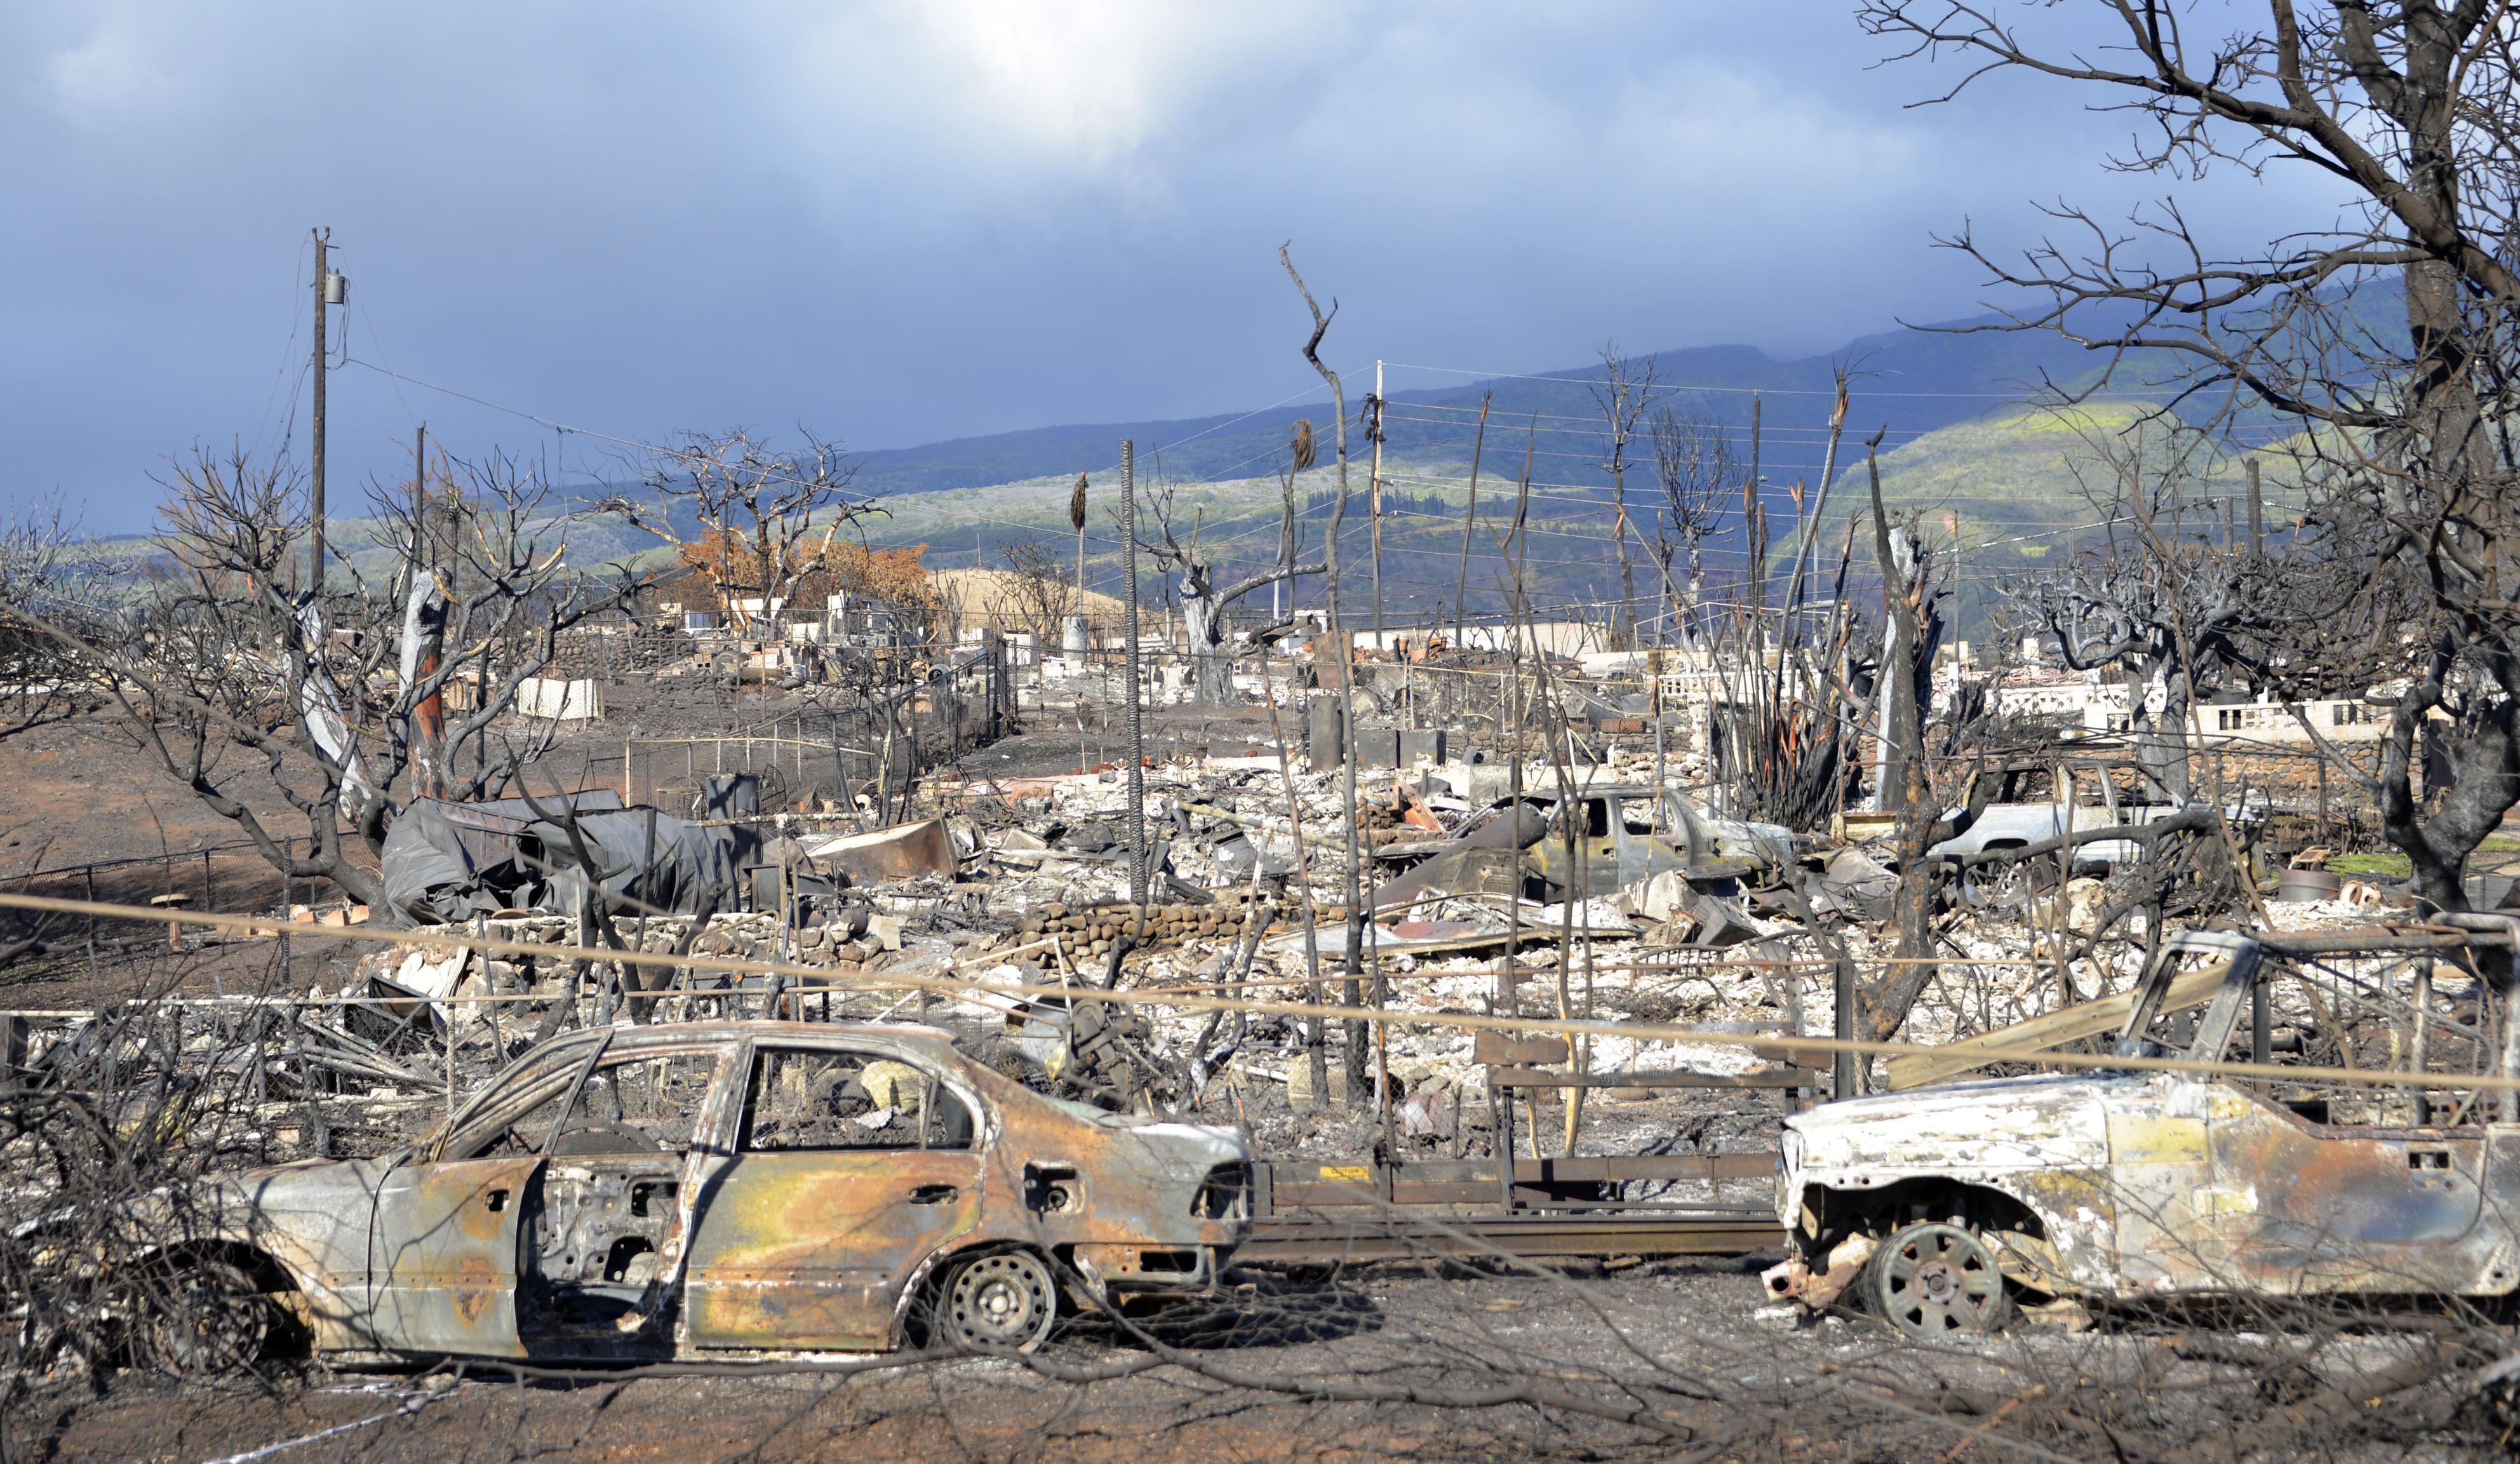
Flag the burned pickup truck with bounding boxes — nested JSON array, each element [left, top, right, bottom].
[[137, 1022, 1249, 1366], [1771, 930, 2520, 1336]]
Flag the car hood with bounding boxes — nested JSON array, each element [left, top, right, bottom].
[[1784, 1072, 2136, 1174]]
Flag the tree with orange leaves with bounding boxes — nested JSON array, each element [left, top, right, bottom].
[[598, 428, 880, 637]]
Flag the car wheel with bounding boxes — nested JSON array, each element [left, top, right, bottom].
[[943, 1251, 1057, 1354], [1865, 1223, 2011, 1338], [144, 1261, 271, 1376], [1986, 858, 2037, 908]]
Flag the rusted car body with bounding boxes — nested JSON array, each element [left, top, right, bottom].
[[1774, 932, 2520, 1325], [151, 1022, 1249, 1362]]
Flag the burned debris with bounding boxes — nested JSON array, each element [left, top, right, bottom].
[[9, 377, 2520, 1442], [18, 62, 2520, 1447]]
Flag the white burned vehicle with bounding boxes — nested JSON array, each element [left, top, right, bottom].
[[136, 1021, 1250, 1367], [1771, 931, 2520, 1336]]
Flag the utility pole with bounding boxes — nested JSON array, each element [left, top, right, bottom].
[[310, 229, 340, 595], [1120, 442, 1147, 910], [1368, 360, 1386, 658], [2245, 457, 2264, 556], [413, 422, 427, 551], [1452, 392, 1490, 650]]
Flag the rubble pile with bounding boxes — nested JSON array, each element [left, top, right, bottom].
[[114, 621, 2442, 1317]]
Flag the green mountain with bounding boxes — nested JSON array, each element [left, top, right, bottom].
[[74, 306, 2326, 635]]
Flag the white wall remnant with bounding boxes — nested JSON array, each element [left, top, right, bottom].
[[516, 677, 604, 720]]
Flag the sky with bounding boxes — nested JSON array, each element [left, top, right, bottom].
[[1, 2, 2356, 534]]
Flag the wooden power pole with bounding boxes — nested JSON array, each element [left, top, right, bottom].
[[309, 229, 342, 596]]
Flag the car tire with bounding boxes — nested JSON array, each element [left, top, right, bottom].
[[1984, 857, 2037, 909], [942, 1250, 1057, 1354], [1864, 1223, 2012, 1339], [143, 1261, 271, 1376]]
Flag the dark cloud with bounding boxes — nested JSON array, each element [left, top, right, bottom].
[[0, 2, 2352, 532]]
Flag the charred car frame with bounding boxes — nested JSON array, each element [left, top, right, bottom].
[[1772, 929, 2520, 1336], [133, 1021, 1250, 1364]]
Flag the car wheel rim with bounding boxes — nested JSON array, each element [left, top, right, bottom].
[[1876, 1225, 2003, 1337], [150, 1270, 267, 1375], [948, 1252, 1054, 1353]]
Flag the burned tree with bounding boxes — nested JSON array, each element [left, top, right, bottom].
[[34, 445, 638, 918], [2001, 428, 2254, 804], [1843, 447, 2014, 1047], [1138, 443, 1327, 708], [1864, 0, 2520, 922], [1590, 344, 1659, 649], [1860, 448, 1951, 1042], [1278, 419, 1317, 622], [1068, 472, 1089, 629], [993, 539, 1075, 647], [2227, 490, 2515, 922], [1282, 243, 1374, 1106], [1647, 406, 1734, 650], [600, 428, 875, 638], [0, 500, 100, 744]]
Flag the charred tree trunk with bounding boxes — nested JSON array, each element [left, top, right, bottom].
[[1860, 449, 1950, 1051]]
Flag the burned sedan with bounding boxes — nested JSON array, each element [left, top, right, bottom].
[[1770, 931, 2520, 1336], [144, 1022, 1250, 1364]]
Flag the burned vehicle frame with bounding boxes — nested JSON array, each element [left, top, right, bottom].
[[135, 1021, 1250, 1365], [1372, 784, 1792, 913], [1771, 928, 2520, 1336]]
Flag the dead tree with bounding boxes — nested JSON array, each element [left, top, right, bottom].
[[1647, 406, 1734, 650], [2227, 494, 2515, 922], [1590, 344, 1659, 649], [1863, 0, 2520, 922], [1856, 447, 2000, 1045], [1068, 473, 1089, 628], [1282, 243, 1373, 1106], [599, 428, 875, 638], [1277, 420, 1317, 622], [993, 540, 1073, 647], [2001, 430, 2253, 805], [1139, 484, 1325, 707], [0, 500, 101, 744], [41, 447, 638, 918]]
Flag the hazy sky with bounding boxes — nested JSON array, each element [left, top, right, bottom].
[[3, 3, 2350, 532]]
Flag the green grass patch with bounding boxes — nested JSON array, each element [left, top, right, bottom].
[[2324, 852, 2411, 879]]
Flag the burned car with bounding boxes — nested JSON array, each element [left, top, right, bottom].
[[140, 1021, 1249, 1365], [1771, 931, 2520, 1336], [1373, 784, 1791, 910]]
